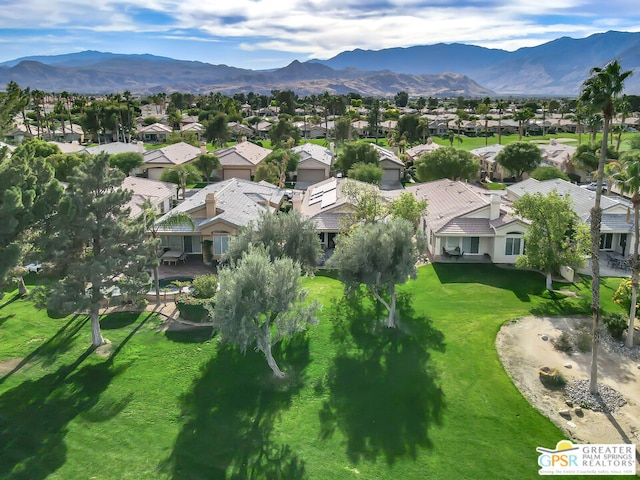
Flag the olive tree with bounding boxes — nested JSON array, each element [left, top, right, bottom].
[[211, 246, 319, 378]]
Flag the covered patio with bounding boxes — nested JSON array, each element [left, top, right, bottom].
[[157, 255, 215, 280]]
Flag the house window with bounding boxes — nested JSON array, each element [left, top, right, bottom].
[[183, 236, 202, 254], [600, 233, 613, 250], [160, 235, 183, 250], [505, 237, 522, 256], [213, 235, 230, 256], [445, 237, 460, 249], [462, 237, 480, 254]]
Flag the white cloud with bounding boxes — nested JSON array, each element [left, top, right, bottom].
[[0, 0, 638, 65]]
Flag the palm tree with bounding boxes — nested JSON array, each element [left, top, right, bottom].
[[514, 108, 534, 141], [579, 59, 633, 394], [612, 151, 640, 347], [161, 164, 202, 200], [615, 95, 631, 151], [496, 100, 507, 145], [143, 201, 195, 303]]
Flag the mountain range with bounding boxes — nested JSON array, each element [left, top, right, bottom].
[[1, 31, 639, 97]]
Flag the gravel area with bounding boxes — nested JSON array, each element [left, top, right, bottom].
[[601, 332, 640, 361], [565, 379, 627, 413]]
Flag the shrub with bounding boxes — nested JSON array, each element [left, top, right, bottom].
[[175, 294, 214, 323], [553, 332, 573, 353], [612, 278, 636, 312], [202, 240, 214, 264], [603, 312, 628, 339], [538, 366, 566, 388], [575, 325, 592, 352], [192, 274, 218, 299]]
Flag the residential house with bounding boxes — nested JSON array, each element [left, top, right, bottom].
[[507, 178, 635, 256], [154, 178, 285, 262], [141, 142, 203, 180], [214, 139, 271, 181], [470, 144, 507, 181], [538, 140, 583, 181], [351, 120, 370, 137], [292, 143, 334, 190], [406, 139, 441, 162], [294, 177, 392, 250], [52, 122, 85, 143], [292, 121, 325, 139], [180, 122, 205, 141], [252, 120, 273, 139], [228, 122, 253, 138], [138, 123, 172, 143], [406, 179, 529, 263], [379, 120, 398, 135], [370, 144, 404, 190], [122, 176, 177, 218], [4, 124, 34, 143]]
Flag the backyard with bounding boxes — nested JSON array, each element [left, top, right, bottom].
[[0, 265, 632, 479]]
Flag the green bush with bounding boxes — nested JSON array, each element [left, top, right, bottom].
[[192, 274, 218, 299], [575, 326, 592, 352], [603, 312, 628, 339], [553, 331, 573, 353], [175, 295, 214, 323]]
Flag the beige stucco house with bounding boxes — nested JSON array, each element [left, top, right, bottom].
[[292, 143, 334, 190], [214, 140, 271, 181], [154, 178, 285, 262], [141, 142, 202, 180], [406, 179, 529, 263]]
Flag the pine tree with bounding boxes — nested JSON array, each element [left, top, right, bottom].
[[43, 152, 157, 346]]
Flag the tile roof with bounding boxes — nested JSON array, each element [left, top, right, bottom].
[[371, 144, 404, 167], [507, 178, 624, 221], [470, 144, 505, 164], [139, 122, 172, 134], [406, 141, 441, 160], [155, 178, 284, 232], [214, 141, 272, 167], [143, 142, 201, 166], [292, 143, 333, 167], [406, 179, 488, 233], [122, 177, 176, 218]]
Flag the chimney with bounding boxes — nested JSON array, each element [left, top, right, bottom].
[[489, 194, 501, 220], [200, 141, 207, 154], [329, 142, 335, 154], [205, 193, 217, 218]]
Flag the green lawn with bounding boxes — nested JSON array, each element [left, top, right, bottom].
[[0, 266, 630, 479]]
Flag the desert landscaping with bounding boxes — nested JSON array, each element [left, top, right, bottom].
[[497, 315, 640, 470]]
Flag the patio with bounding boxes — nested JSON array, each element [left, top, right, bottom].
[[157, 255, 216, 279], [577, 255, 631, 279]]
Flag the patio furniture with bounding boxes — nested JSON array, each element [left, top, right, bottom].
[[161, 250, 183, 266]]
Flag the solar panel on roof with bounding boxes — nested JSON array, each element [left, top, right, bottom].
[[321, 188, 337, 208]]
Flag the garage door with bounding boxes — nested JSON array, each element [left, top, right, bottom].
[[147, 168, 164, 181], [297, 169, 326, 184], [223, 168, 251, 180]]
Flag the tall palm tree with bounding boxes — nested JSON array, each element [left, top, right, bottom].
[[612, 151, 640, 347], [496, 100, 507, 145], [579, 59, 633, 394], [615, 95, 630, 152]]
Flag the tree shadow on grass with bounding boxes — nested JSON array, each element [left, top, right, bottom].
[[0, 293, 21, 311], [320, 291, 446, 466], [164, 335, 310, 479], [0, 315, 88, 385], [164, 326, 215, 343], [0, 348, 130, 480], [432, 263, 538, 302], [100, 311, 139, 330]]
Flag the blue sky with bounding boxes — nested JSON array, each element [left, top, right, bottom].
[[0, 0, 639, 69]]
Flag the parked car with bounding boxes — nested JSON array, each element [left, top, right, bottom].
[[581, 182, 606, 193]]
